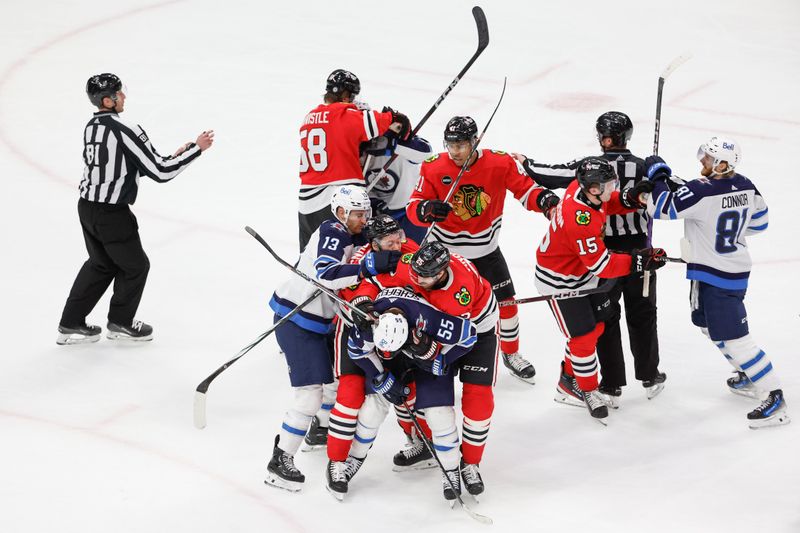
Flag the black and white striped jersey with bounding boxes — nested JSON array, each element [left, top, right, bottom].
[[522, 150, 649, 238], [79, 111, 202, 204]]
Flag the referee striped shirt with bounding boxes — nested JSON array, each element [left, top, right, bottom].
[[79, 111, 202, 204], [522, 150, 649, 238]]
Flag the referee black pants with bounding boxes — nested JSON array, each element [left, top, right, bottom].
[[60, 199, 150, 328]]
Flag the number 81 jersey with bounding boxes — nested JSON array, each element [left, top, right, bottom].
[[535, 180, 636, 295]]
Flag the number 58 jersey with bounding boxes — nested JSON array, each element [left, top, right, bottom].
[[535, 180, 636, 295]]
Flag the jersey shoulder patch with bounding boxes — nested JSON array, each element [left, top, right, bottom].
[[490, 150, 507, 155], [424, 153, 440, 164], [401, 252, 414, 264], [454, 286, 472, 306], [575, 210, 592, 226]]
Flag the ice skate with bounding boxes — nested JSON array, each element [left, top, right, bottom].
[[584, 389, 609, 425], [554, 365, 584, 408], [598, 385, 621, 409], [442, 468, 461, 507], [56, 323, 101, 345], [264, 435, 305, 492], [302, 415, 328, 451], [727, 371, 759, 399], [643, 372, 666, 400], [344, 455, 365, 480], [325, 460, 348, 501], [501, 352, 536, 384], [460, 459, 484, 501], [747, 389, 790, 429], [106, 319, 153, 342], [392, 435, 436, 472]]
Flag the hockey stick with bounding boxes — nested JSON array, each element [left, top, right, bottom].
[[193, 290, 322, 429], [244, 226, 372, 322], [498, 282, 616, 307], [420, 77, 508, 246], [365, 6, 489, 194], [401, 400, 493, 525], [644, 52, 692, 297]]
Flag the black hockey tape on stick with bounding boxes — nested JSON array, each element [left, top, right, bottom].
[[366, 6, 489, 193]]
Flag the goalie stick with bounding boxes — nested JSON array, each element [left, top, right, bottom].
[[420, 77, 507, 246], [366, 6, 489, 193], [644, 52, 692, 297], [402, 400, 493, 525], [193, 290, 322, 429]]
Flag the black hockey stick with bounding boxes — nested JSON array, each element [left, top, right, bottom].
[[401, 400, 492, 525], [499, 281, 616, 306], [193, 290, 322, 429], [420, 77, 507, 246], [644, 53, 691, 297], [244, 226, 372, 322], [366, 6, 489, 193]]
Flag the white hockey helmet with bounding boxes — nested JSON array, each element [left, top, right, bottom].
[[373, 312, 408, 353], [697, 136, 741, 174], [330, 185, 371, 223]]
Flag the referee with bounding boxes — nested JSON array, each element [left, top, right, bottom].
[[56, 73, 214, 345]]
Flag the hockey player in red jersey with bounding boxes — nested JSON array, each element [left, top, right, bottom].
[[407, 116, 559, 384], [351, 241, 499, 497], [297, 69, 411, 251], [536, 158, 664, 422]]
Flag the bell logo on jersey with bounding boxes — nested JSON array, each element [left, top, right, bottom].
[[576, 210, 592, 225], [452, 184, 491, 221], [454, 286, 471, 306]]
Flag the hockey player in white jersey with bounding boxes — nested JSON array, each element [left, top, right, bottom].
[[645, 137, 789, 429], [263, 185, 402, 492]]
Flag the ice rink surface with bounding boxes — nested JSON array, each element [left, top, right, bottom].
[[1, 1, 799, 531]]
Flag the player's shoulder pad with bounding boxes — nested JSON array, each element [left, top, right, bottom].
[[423, 153, 440, 164]]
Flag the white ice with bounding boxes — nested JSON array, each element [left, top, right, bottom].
[[1, 1, 799, 532]]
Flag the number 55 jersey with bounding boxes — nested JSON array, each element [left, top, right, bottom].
[[648, 174, 768, 289], [535, 180, 637, 295]]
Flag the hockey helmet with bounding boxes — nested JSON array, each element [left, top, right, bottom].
[[86, 73, 123, 107], [326, 69, 360, 96], [596, 111, 633, 146], [444, 116, 478, 143], [373, 311, 409, 354], [411, 241, 450, 279], [364, 214, 403, 243], [330, 185, 371, 222], [576, 157, 617, 191], [697, 136, 741, 173]]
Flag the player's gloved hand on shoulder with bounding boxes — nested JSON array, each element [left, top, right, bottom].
[[383, 106, 411, 140], [536, 191, 560, 219], [644, 155, 672, 181], [406, 328, 442, 361], [622, 180, 656, 209], [416, 200, 452, 223], [631, 247, 667, 274], [360, 250, 402, 278], [414, 352, 448, 376], [350, 296, 379, 331], [361, 131, 398, 157], [371, 371, 411, 405]]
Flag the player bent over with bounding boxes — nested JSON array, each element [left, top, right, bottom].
[[326, 287, 477, 502], [645, 137, 789, 429], [535, 158, 664, 423], [263, 186, 400, 492]]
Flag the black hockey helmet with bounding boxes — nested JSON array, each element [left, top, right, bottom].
[[364, 214, 402, 243], [326, 69, 360, 96], [596, 111, 633, 146], [444, 116, 478, 143], [86, 73, 123, 107], [411, 241, 450, 278], [576, 157, 617, 190]]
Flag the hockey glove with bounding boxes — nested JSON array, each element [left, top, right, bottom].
[[350, 296, 379, 331], [384, 106, 412, 140], [416, 200, 452, 223], [371, 371, 411, 405], [631, 247, 667, 274], [405, 328, 442, 361], [360, 250, 402, 278], [644, 155, 672, 181], [361, 131, 398, 157], [536, 190, 560, 219], [621, 180, 656, 209]]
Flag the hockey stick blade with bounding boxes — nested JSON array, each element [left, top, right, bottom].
[[193, 391, 207, 429], [472, 6, 489, 52], [660, 52, 692, 80]]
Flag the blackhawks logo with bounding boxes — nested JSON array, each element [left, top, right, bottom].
[[454, 286, 471, 306], [424, 154, 440, 163], [575, 210, 591, 226], [401, 253, 414, 264], [452, 184, 491, 221]]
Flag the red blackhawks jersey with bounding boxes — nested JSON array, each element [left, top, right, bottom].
[[353, 251, 499, 334], [407, 149, 550, 259], [535, 180, 636, 295], [298, 102, 393, 214]]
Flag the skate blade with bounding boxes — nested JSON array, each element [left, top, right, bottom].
[[729, 388, 760, 400], [301, 443, 327, 452], [56, 333, 100, 345], [645, 383, 665, 400], [554, 389, 584, 408], [106, 331, 153, 342], [509, 373, 536, 386], [392, 460, 438, 472], [325, 485, 345, 502], [593, 417, 608, 427], [468, 493, 481, 504], [749, 412, 791, 430], [263, 474, 303, 493], [598, 395, 621, 409]]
